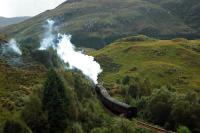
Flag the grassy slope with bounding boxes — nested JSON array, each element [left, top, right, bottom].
[[145, 0, 200, 32], [0, 0, 198, 49], [0, 60, 46, 126], [91, 36, 200, 93]]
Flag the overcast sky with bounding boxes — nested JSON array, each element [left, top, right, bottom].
[[0, 0, 66, 18]]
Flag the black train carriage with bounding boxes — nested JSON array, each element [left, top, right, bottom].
[[95, 84, 137, 118]]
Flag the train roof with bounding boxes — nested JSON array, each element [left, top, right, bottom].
[[96, 84, 131, 108]]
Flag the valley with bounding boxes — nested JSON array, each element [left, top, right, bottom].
[[0, 0, 200, 133]]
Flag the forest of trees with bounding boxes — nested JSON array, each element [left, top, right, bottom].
[[2, 69, 154, 133], [119, 76, 199, 133], [1, 69, 198, 133]]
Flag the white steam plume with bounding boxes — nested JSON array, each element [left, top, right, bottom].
[[39, 19, 56, 50], [39, 19, 102, 84], [3, 39, 22, 55], [56, 34, 102, 84]]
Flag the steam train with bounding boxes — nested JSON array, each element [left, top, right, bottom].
[[95, 84, 137, 118]]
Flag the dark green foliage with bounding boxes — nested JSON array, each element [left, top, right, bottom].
[[122, 76, 130, 85], [135, 128, 152, 133], [71, 72, 113, 132], [42, 69, 69, 133], [170, 90, 200, 132], [71, 35, 103, 49], [3, 119, 31, 133], [90, 128, 108, 133], [117, 35, 155, 43], [122, 76, 152, 98], [90, 118, 137, 133], [128, 82, 140, 98], [0, 65, 152, 133], [21, 96, 48, 133], [133, 85, 200, 132], [140, 79, 152, 97], [31, 48, 59, 68], [177, 126, 191, 133], [71, 123, 84, 133], [148, 87, 173, 126], [73, 73, 93, 100], [105, 118, 136, 133], [78, 98, 111, 132]]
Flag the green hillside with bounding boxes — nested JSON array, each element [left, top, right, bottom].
[[0, 61, 153, 133], [91, 35, 200, 92], [146, 0, 200, 32], [90, 36, 200, 132], [1, 0, 200, 49], [0, 60, 46, 126], [0, 0, 200, 132]]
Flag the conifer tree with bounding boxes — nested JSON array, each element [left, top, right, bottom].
[[42, 69, 69, 133]]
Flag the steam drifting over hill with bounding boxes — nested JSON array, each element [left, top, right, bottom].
[[39, 19, 102, 84]]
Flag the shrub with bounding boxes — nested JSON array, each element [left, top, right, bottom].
[[170, 90, 200, 131], [128, 82, 140, 98], [3, 119, 31, 133], [71, 123, 84, 133], [148, 87, 173, 126], [106, 118, 136, 133], [177, 126, 191, 133], [73, 72, 93, 100], [21, 96, 48, 133], [122, 76, 130, 85]]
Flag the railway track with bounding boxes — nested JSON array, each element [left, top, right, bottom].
[[136, 120, 175, 133], [101, 101, 174, 133], [95, 84, 175, 133]]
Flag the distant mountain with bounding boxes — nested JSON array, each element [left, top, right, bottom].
[[0, 0, 200, 49], [0, 16, 30, 27]]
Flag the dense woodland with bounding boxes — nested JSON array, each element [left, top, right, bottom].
[[0, 68, 152, 133], [0, 67, 198, 133]]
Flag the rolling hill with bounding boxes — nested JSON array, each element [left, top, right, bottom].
[[1, 0, 200, 49], [0, 17, 30, 27], [90, 36, 200, 132], [90, 35, 200, 93], [0, 0, 200, 132]]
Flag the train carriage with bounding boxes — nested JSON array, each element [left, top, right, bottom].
[[95, 84, 137, 118]]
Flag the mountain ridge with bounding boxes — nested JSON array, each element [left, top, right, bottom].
[[0, 0, 200, 49], [0, 16, 30, 27]]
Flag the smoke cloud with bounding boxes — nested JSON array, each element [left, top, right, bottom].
[[39, 19, 102, 84], [2, 39, 22, 55], [39, 19, 55, 50]]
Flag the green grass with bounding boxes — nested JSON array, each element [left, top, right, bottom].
[[91, 36, 200, 93], [0, 60, 46, 126]]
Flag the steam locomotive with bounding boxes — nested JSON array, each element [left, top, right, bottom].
[[95, 84, 137, 118]]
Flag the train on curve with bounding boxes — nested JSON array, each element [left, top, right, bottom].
[[95, 84, 137, 118]]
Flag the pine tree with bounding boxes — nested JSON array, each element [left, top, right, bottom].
[[42, 69, 69, 133]]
